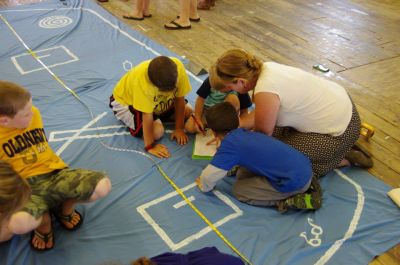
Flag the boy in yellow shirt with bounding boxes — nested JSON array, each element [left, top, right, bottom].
[[110, 56, 192, 158], [0, 81, 112, 251]]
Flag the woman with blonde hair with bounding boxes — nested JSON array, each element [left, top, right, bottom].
[[0, 160, 30, 242], [209, 49, 369, 177]]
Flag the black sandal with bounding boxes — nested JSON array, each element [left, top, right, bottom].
[[177, 15, 200, 22], [164, 20, 191, 30], [30, 229, 54, 252], [55, 209, 83, 231]]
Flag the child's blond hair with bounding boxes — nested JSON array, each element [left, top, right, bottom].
[[209, 49, 263, 91], [0, 160, 30, 223], [0, 80, 31, 118]]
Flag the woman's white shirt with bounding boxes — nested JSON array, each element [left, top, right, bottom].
[[254, 62, 352, 136]]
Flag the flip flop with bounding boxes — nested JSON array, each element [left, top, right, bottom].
[[189, 17, 201, 22], [55, 209, 83, 231], [176, 15, 200, 22], [164, 21, 191, 30], [30, 229, 54, 252], [143, 14, 152, 18], [123, 15, 144, 21]]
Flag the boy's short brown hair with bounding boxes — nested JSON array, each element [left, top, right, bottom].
[[148, 56, 178, 92], [0, 160, 30, 223], [0, 80, 31, 118], [206, 102, 239, 134]]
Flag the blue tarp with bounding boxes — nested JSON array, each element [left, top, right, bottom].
[[1, 1, 399, 265]]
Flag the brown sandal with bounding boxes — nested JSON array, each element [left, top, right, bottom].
[[345, 149, 373, 168]]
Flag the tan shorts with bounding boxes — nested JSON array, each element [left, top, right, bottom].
[[232, 167, 312, 207]]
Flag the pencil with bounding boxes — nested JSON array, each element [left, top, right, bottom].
[[191, 113, 204, 132]]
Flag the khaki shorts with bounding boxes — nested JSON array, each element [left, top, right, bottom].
[[23, 168, 106, 218], [232, 167, 312, 207]]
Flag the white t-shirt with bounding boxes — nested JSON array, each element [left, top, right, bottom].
[[255, 62, 352, 136]]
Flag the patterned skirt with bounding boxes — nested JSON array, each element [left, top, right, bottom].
[[273, 101, 361, 177]]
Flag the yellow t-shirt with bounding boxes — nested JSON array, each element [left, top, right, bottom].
[[0, 106, 67, 178], [112, 57, 191, 115]]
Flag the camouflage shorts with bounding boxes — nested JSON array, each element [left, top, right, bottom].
[[23, 168, 106, 218]]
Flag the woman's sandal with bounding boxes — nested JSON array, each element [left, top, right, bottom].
[[30, 229, 54, 252], [164, 21, 191, 30], [176, 15, 200, 22], [123, 14, 152, 20], [123, 15, 144, 21], [55, 209, 83, 231]]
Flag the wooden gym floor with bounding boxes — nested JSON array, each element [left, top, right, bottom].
[[1, 0, 399, 264]]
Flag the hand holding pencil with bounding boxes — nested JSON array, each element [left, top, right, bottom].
[[191, 113, 205, 134]]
